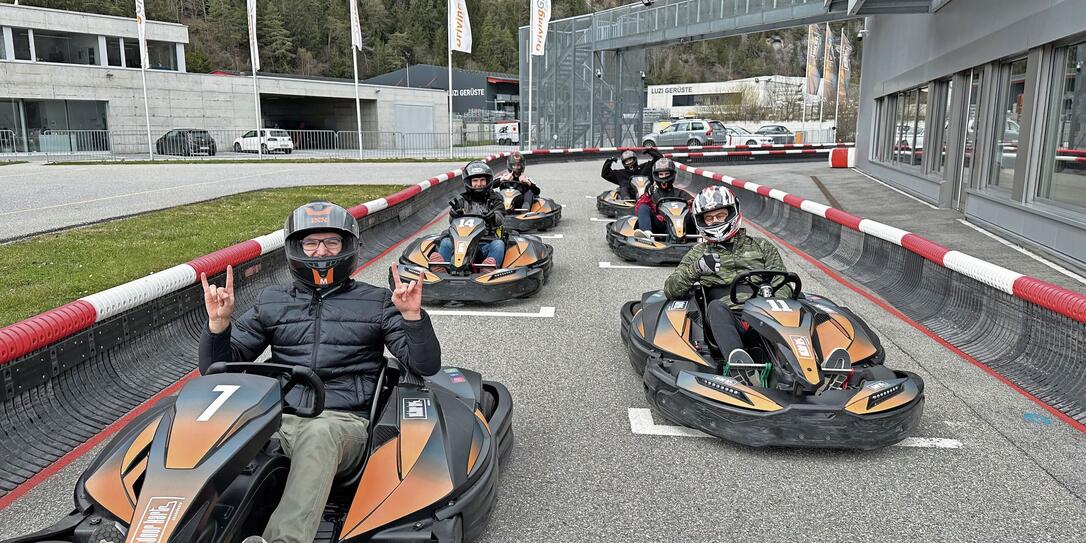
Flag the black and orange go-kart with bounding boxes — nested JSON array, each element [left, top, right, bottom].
[[596, 175, 651, 218], [3, 360, 513, 543], [495, 186, 562, 232], [620, 270, 925, 449], [605, 197, 698, 265], [391, 214, 553, 303]]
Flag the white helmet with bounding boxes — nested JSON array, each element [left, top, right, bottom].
[[692, 185, 742, 242]]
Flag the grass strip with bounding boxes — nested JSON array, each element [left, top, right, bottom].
[[0, 161, 27, 166], [0, 184, 403, 327]]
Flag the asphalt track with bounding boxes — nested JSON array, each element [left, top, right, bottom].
[[3, 161, 1086, 541]]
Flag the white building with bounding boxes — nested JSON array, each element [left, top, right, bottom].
[[646, 75, 805, 117], [0, 4, 448, 153]]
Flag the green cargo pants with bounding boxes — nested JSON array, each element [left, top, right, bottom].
[[263, 409, 370, 543]]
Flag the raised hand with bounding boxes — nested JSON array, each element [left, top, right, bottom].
[[390, 265, 422, 321], [201, 265, 235, 333]]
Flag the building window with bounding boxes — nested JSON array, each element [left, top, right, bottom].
[[960, 69, 983, 192], [12, 28, 32, 61], [935, 80, 953, 175], [893, 91, 908, 164], [32, 31, 99, 65], [107, 37, 122, 67], [147, 41, 177, 70], [123, 38, 141, 68], [872, 97, 884, 161], [0, 28, 7, 61], [992, 57, 1027, 191], [1039, 41, 1086, 210]]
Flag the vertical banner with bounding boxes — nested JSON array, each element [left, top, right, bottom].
[[449, 0, 472, 53], [804, 24, 823, 105], [246, 0, 260, 71], [530, 0, 551, 56], [133, 0, 153, 158], [349, 0, 364, 159], [822, 23, 837, 101], [838, 31, 852, 107]]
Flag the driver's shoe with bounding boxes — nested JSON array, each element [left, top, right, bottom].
[[241, 537, 267, 543], [632, 229, 652, 239], [428, 252, 447, 274], [481, 257, 498, 268]]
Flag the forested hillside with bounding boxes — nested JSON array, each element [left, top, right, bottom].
[[8, 0, 860, 84]]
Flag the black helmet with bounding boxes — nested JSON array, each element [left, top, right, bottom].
[[507, 151, 525, 176], [651, 157, 676, 190], [621, 150, 637, 171], [463, 160, 494, 194], [284, 201, 359, 289]]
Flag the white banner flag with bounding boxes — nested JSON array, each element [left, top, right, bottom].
[[448, 0, 472, 53], [247, 0, 260, 71], [349, 0, 364, 51], [530, 0, 551, 56], [134, 0, 150, 69]]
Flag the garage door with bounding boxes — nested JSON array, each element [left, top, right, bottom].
[[393, 104, 435, 149]]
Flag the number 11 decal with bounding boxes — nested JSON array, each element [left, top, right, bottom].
[[767, 300, 791, 312], [197, 385, 240, 422]]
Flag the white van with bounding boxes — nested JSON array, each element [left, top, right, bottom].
[[495, 122, 520, 145]]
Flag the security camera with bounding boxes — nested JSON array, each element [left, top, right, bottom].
[[856, 29, 868, 40], [595, 68, 603, 79], [641, 0, 654, 6]]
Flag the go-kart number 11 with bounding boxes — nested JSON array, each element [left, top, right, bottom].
[[197, 384, 240, 421]]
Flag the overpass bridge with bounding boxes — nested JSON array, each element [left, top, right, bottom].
[[519, 0, 936, 147]]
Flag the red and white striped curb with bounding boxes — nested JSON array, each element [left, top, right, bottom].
[[527, 142, 851, 156], [665, 148, 833, 159], [0, 153, 518, 366], [676, 162, 1086, 324]]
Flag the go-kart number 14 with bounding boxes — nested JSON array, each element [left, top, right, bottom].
[[197, 385, 240, 421]]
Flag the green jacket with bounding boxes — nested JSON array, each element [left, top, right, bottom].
[[663, 229, 789, 307]]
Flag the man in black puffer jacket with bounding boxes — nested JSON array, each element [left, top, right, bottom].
[[601, 147, 663, 199], [199, 201, 439, 543]]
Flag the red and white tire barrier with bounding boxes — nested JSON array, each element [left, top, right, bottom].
[[828, 147, 856, 168], [666, 148, 832, 159], [527, 142, 851, 156], [675, 162, 1086, 324]]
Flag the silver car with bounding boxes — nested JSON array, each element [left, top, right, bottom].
[[642, 119, 719, 147]]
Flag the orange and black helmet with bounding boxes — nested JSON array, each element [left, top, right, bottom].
[[284, 201, 359, 289]]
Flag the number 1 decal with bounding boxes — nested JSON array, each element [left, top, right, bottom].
[[197, 385, 240, 422]]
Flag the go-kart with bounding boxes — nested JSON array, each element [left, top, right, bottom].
[[620, 270, 925, 449], [391, 214, 553, 303], [4, 360, 513, 543], [596, 175, 651, 218], [605, 197, 699, 265], [496, 185, 562, 232]]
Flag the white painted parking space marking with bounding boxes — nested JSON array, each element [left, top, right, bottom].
[[627, 409, 962, 449], [428, 306, 556, 318], [589, 217, 615, 222], [585, 195, 596, 198], [537, 234, 564, 239], [599, 261, 655, 270]]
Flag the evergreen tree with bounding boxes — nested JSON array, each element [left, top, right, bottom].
[[259, 0, 295, 72]]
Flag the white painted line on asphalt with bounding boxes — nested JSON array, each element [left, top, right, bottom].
[[600, 261, 655, 270], [0, 168, 296, 217], [585, 195, 596, 198], [589, 217, 615, 222], [537, 234, 564, 239], [627, 409, 962, 448], [428, 306, 556, 318], [851, 168, 939, 210], [955, 219, 1086, 285]]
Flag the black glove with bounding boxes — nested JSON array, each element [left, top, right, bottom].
[[694, 254, 721, 276], [645, 147, 663, 159], [607, 156, 617, 164]]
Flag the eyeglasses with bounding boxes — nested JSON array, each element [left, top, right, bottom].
[[703, 210, 732, 225], [301, 237, 343, 251]]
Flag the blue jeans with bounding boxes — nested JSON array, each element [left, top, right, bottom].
[[636, 205, 666, 233], [438, 238, 506, 266]]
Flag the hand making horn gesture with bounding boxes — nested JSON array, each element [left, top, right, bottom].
[[201, 265, 235, 334], [390, 264, 423, 321]]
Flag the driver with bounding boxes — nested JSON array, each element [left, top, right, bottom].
[[495, 151, 540, 212], [429, 160, 506, 273], [602, 148, 663, 200], [198, 201, 441, 543], [663, 185, 790, 365], [633, 157, 695, 239]]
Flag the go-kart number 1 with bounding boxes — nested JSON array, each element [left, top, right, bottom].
[[197, 385, 240, 422]]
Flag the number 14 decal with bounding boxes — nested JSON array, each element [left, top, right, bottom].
[[197, 385, 240, 422]]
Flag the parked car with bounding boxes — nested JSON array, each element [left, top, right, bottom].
[[232, 129, 295, 154], [755, 124, 795, 144], [642, 118, 718, 147], [155, 129, 217, 156], [724, 126, 775, 146]]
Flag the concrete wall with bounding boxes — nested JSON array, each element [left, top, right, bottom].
[[0, 4, 187, 44]]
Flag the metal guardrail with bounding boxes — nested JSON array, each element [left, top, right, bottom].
[[592, 0, 823, 45]]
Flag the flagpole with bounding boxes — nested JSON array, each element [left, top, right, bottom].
[[834, 27, 843, 141], [352, 48, 363, 160], [246, 0, 261, 159], [252, 71, 262, 159], [527, 50, 533, 150], [447, 9, 454, 158], [134, 1, 153, 159], [139, 55, 153, 160]]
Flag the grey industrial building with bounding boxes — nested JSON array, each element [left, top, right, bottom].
[[0, 4, 448, 154], [855, 0, 1086, 266], [364, 64, 519, 119]]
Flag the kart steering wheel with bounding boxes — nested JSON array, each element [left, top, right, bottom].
[[205, 362, 326, 418], [729, 270, 802, 306]]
